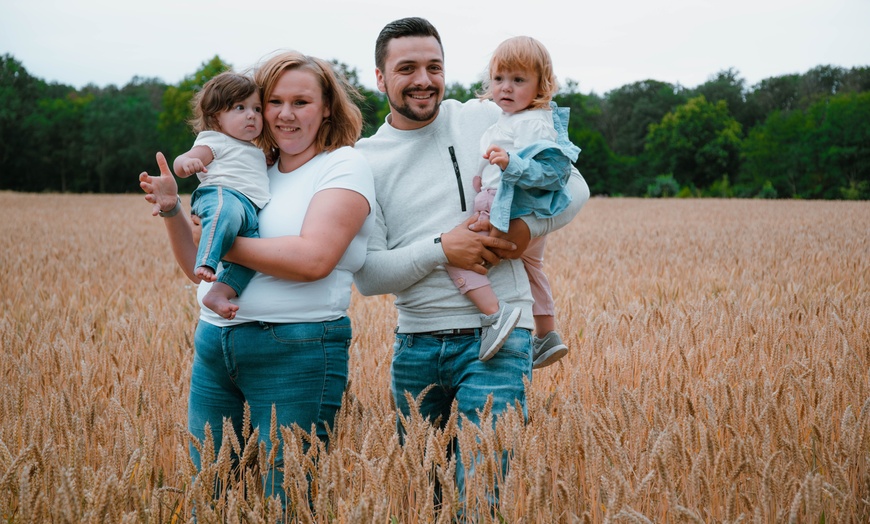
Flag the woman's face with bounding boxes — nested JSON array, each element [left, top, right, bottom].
[[265, 68, 330, 172]]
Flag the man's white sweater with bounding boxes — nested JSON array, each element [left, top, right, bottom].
[[354, 99, 590, 333]]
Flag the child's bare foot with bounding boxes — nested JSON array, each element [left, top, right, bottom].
[[195, 265, 217, 283], [202, 282, 239, 320]]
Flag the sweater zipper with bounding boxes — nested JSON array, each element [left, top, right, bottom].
[[448, 146, 467, 212]]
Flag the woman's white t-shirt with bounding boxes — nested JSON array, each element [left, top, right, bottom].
[[197, 146, 375, 327]]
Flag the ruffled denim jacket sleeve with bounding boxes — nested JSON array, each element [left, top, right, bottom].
[[489, 102, 582, 233]]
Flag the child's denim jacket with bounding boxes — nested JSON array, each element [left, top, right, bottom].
[[489, 102, 582, 233]]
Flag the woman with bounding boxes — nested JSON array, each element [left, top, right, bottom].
[[138, 51, 374, 500]]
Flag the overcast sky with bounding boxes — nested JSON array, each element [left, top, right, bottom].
[[2, 0, 868, 95]]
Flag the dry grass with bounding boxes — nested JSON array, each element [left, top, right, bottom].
[[1, 192, 868, 522]]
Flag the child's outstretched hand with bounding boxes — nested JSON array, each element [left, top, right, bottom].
[[139, 152, 180, 217], [175, 157, 208, 177], [484, 145, 510, 171]]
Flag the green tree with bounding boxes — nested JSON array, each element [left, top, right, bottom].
[[740, 108, 810, 198], [799, 65, 846, 100], [741, 91, 870, 199], [0, 55, 47, 190], [79, 79, 164, 193], [158, 55, 231, 191], [445, 81, 481, 102], [330, 60, 386, 138], [644, 95, 742, 191], [842, 66, 870, 93], [26, 92, 90, 192], [554, 89, 616, 195], [692, 68, 748, 128], [743, 73, 801, 130], [807, 91, 870, 198], [601, 80, 688, 157]]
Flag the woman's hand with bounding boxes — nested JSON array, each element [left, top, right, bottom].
[[138, 152, 200, 283], [139, 152, 179, 216]]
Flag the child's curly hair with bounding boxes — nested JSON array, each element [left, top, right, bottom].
[[478, 36, 557, 110]]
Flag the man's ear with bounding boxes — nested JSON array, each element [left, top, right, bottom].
[[375, 69, 387, 93]]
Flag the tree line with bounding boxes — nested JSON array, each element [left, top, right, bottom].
[[1, 53, 868, 198]]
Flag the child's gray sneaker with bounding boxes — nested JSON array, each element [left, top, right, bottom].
[[479, 303, 521, 361], [532, 331, 568, 369]]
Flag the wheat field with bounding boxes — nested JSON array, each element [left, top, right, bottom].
[[1, 192, 868, 523]]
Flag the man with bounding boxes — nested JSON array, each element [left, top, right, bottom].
[[354, 16, 589, 503]]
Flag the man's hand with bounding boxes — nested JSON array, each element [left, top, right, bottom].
[[440, 214, 516, 275], [467, 214, 531, 260], [490, 218, 530, 260]]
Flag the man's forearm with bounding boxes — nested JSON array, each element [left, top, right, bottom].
[[353, 238, 446, 296], [520, 167, 589, 238]]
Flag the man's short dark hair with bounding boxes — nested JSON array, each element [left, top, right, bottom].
[[375, 17, 443, 71]]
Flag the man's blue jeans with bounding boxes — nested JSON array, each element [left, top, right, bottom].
[[189, 317, 350, 500], [391, 328, 532, 504]]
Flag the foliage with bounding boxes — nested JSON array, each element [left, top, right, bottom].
[[741, 91, 870, 199], [601, 79, 688, 157], [331, 59, 387, 138], [0, 53, 868, 198], [646, 173, 680, 197], [644, 96, 743, 191], [756, 180, 778, 199], [690, 68, 749, 128], [158, 56, 231, 192]]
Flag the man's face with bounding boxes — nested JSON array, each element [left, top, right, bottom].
[[376, 36, 445, 130]]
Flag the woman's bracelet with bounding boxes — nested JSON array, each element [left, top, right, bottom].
[[158, 196, 182, 218]]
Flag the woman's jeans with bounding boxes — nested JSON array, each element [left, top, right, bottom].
[[189, 317, 350, 500]]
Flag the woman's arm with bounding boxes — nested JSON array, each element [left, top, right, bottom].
[[224, 188, 370, 282], [139, 152, 201, 283]]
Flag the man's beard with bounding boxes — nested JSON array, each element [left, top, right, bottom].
[[388, 87, 441, 123]]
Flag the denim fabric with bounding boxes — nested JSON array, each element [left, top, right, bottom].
[[391, 328, 532, 505], [490, 103, 581, 232], [191, 185, 260, 296], [189, 317, 350, 500]]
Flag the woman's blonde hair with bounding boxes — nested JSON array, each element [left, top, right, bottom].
[[478, 36, 557, 110], [254, 51, 363, 155]]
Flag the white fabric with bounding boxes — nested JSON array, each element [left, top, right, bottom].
[[193, 130, 271, 208], [197, 146, 375, 326], [354, 99, 589, 333], [478, 109, 557, 189]]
